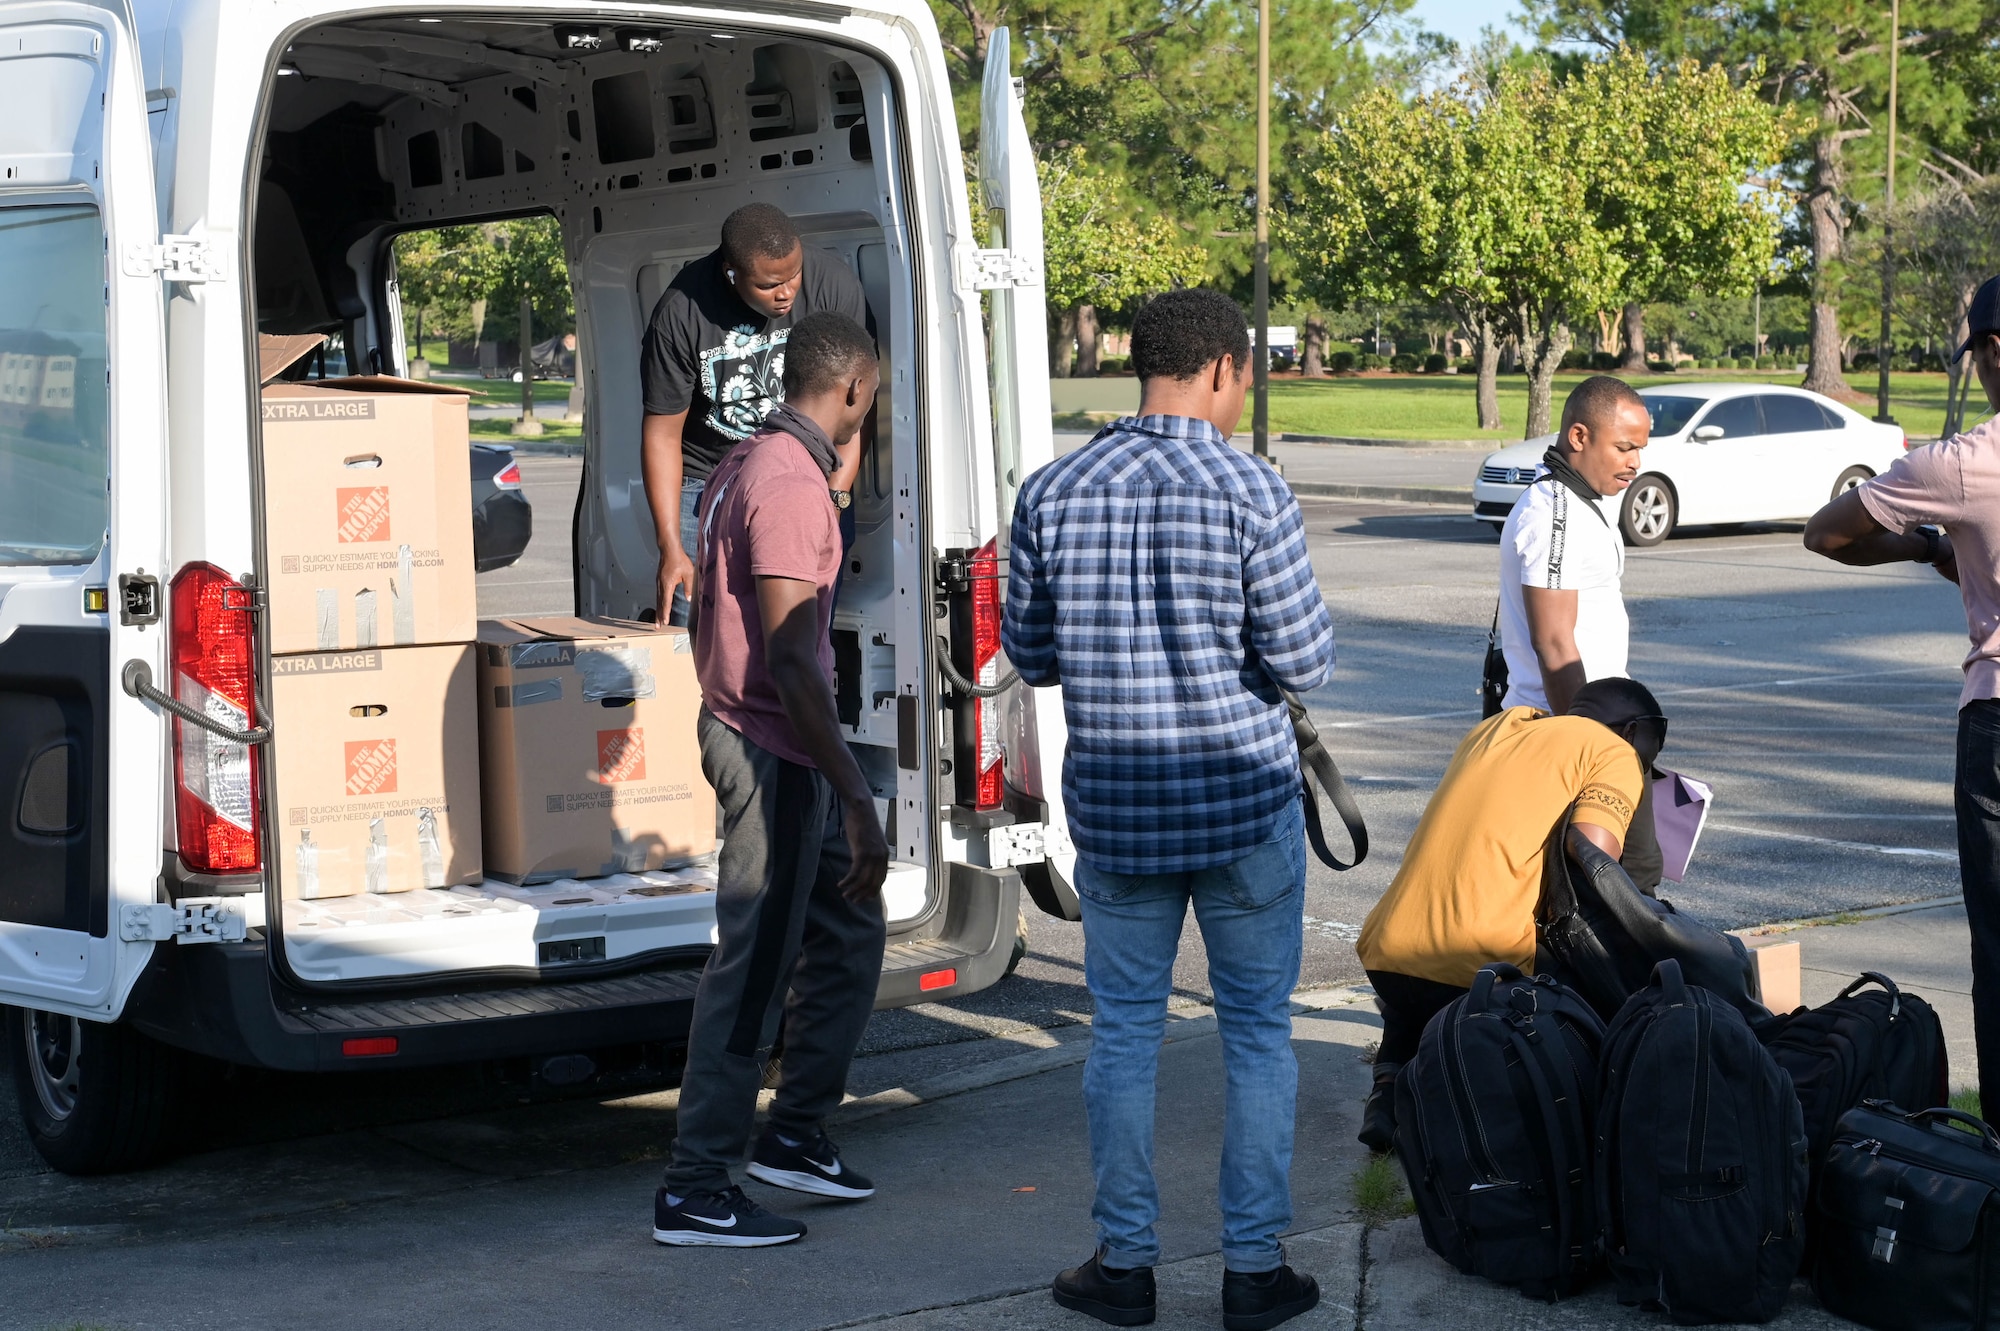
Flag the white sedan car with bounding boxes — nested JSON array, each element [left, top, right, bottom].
[[1471, 384, 1911, 546]]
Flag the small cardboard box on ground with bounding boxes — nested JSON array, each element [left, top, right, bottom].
[[258, 335, 476, 655], [477, 616, 714, 884], [271, 644, 483, 898]]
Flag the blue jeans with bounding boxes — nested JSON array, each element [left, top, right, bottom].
[[1074, 798, 1306, 1274], [668, 477, 704, 628]]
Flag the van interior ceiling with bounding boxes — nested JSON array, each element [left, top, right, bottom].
[[249, 16, 933, 986]]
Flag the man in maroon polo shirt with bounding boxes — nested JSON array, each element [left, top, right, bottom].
[[651, 312, 889, 1248]]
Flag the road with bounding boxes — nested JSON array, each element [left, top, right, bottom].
[[0, 450, 1969, 1194], [475, 452, 1965, 1054]]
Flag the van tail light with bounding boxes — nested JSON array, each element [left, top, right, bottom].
[[493, 459, 523, 488], [1902, 433, 1913, 450], [171, 563, 261, 874], [968, 540, 1005, 810], [945, 540, 1008, 815]]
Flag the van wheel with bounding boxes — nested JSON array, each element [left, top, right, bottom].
[[1005, 910, 1030, 977], [1831, 465, 1873, 500], [1620, 476, 1676, 547], [7, 1006, 184, 1175]]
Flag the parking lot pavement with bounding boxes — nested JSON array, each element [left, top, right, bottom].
[[445, 465, 1979, 1114], [0, 997, 1381, 1330], [5, 902, 1954, 1330]]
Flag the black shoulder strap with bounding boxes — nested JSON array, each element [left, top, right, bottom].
[[1286, 691, 1367, 870]]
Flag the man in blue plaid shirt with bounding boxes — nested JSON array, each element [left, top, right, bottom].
[[1004, 289, 1335, 1331]]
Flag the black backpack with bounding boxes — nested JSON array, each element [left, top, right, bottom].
[[1394, 963, 1607, 1301], [1597, 959, 1809, 1324], [1813, 1099, 2000, 1331], [1537, 812, 1767, 1024], [1756, 971, 1950, 1169]]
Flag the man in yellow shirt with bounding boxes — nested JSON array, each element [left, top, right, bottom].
[[1354, 677, 1668, 1151]]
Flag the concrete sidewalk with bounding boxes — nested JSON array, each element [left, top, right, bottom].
[[0, 904, 1975, 1330]]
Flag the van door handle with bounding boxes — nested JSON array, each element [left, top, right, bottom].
[[120, 660, 272, 745]]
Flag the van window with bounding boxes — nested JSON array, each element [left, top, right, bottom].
[[0, 205, 109, 565]]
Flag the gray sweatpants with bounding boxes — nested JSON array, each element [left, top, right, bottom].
[[664, 706, 887, 1196]]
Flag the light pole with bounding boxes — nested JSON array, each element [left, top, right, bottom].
[[1252, 0, 1271, 461], [1875, 0, 1899, 424]]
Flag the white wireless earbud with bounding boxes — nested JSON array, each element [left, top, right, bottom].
[[727, 270, 736, 281]]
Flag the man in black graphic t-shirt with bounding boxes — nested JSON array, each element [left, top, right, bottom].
[[640, 203, 870, 624]]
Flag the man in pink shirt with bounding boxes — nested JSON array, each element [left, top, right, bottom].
[[1806, 273, 2000, 1119], [652, 312, 890, 1249]]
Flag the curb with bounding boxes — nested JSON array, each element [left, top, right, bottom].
[[1286, 481, 1474, 506], [497, 439, 584, 458], [1738, 893, 1965, 937], [1278, 433, 1496, 450]]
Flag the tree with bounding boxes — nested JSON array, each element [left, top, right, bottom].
[[1529, 0, 1998, 399], [1035, 147, 1209, 375], [1870, 180, 2000, 434], [1289, 68, 1628, 436], [1583, 52, 1795, 372], [393, 225, 498, 358], [927, 0, 1436, 300]]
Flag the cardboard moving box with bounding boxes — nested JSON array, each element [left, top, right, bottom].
[[272, 644, 482, 898], [477, 617, 715, 884], [259, 339, 476, 655]]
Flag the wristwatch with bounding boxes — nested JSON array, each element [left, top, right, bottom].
[[1916, 524, 1943, 565], [829, 488, 852, 510]]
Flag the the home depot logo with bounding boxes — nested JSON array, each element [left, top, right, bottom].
[[344, 738, 398, 796], [336, 486, 392, 544], [597, 728, 646, 784]]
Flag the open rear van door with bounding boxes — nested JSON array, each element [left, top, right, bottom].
[[974, 28, 1076, 917], [0, 0, 175, 1020]]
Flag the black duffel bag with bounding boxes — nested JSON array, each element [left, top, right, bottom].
[[1814, 1099, 2000, 1331], [1535, 810, 1766, 1024]]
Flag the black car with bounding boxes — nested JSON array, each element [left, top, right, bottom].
[[471, 443, 532, 571]]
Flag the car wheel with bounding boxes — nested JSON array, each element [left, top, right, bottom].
[[1620, 476, 1676, 547], [7, 1006, 186, 1175], [1831, 465, 1873, 500]]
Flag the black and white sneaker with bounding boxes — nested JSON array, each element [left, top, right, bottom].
[[652, 1185, 806, 1247], [746, 1127, 876, 1200]]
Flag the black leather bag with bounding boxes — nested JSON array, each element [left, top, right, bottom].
[[1536, 812, 1766, 1024], [1597, 959, 1810, 1324], [1814, 1100, 2000, 1330], [1395, 964, 1607, 1300]]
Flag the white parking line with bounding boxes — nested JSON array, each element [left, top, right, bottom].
[[1323, 663, 1957, 729], [1707, 822, 1958, 861]]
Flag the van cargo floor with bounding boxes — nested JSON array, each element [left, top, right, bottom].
[[275, 862, 929, 984], [281, 865, 721, 983]]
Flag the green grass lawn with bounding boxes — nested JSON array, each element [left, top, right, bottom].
[[451, 378, 574, 410], [1258, 370, 1973, 443], [470, 416, 581, 442]]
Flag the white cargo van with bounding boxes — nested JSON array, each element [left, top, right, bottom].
[[0, 0, 1075, 1172]]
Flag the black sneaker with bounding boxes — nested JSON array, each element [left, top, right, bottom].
[[1051, 1250, 1156, 1326], [746, 1127, 876, 1200], [652, 1185, 806, 1247], [1222, 1264, 1320, 1331]]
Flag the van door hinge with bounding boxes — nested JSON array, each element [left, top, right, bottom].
[[117, 570, 160, 625], [987, 821, 1072, 869], [120, 235, 229, 284], [119, 900, 248, 945], [956, 246, 1042, 291]]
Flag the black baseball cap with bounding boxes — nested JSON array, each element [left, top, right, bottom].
[[1954, 274, 2000, 363]]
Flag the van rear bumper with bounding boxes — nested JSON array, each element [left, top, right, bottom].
[[124, 940, 704, 1072], [123, 863, 1019, 1069]]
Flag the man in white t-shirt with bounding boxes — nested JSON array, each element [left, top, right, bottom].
[[1499, 375, 1652, 714]]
